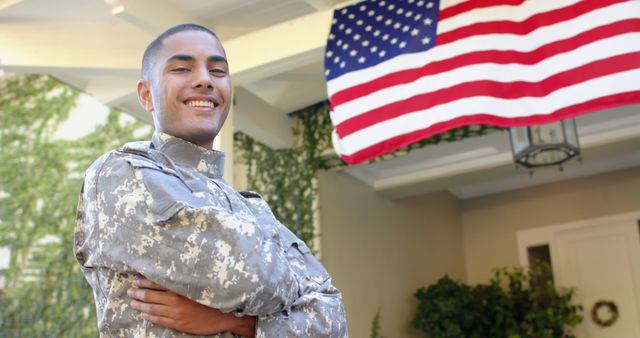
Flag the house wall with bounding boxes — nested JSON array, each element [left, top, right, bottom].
[[461, 166, 640, 285], [318, 170, 466, 338]]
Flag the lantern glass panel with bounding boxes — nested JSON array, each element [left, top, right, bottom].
[[563, 119, 579, 148], [509, 127, 529, 156], [530, 122, 564, 146]]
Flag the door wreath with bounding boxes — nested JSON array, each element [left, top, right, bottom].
[[591, 300, 619, 327]]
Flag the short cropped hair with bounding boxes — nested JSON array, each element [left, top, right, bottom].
[[141, 24, 219, 81]]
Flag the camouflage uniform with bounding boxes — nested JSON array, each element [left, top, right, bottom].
[[74, 132, 348, 337]]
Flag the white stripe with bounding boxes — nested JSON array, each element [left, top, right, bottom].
[[440, 0, 581, 34], [334, 69, 640, 155], [440, 0, 469, 11], [327, 0, 640, 96], [330, 32, 640, 125]]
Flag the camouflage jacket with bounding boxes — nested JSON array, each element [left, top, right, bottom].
[[74, 132, 347, 337]]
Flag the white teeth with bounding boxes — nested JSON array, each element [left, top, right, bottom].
[[187, 100, 214, 108]]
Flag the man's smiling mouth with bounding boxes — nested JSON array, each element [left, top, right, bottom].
[[185, 99, 217, 108]]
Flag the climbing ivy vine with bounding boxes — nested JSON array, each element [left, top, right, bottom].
[[234, 100, 502, 248]]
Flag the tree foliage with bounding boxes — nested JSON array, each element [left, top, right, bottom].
[[0, 74, 151, 337]]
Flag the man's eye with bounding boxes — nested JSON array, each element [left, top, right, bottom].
[[210, 69, 227, 76], [172, 67, 189, 72]]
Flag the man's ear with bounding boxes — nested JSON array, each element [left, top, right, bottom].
[[137, 80, 154, 112]]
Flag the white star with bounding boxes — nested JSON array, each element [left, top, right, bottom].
[[379, 1, 386, 6], [358, 56, 366, 63], [422, 37, 431, 44], [385, 19, 392, 25], [339, 23, 345, 30], [391, 37, 398, 44], [356, 19, 363, 26], [373, 30, 381, 36], [370, 46, 378, 52], [388, 4, 395, 11], [362, 40, 370, 46], [394, 22, 401, 29], [399, 41, 407, 48], [397, 8, 404, 15], [337, 40, 343, 46], [379, 50, 386, 57], [326, 50, 333, 57], [365, 25, 372, 32], [402, 25, 410, 32], [332, 18, 337, 24], [411, 28, 420, 36], [341, 8, 348, 14], [348, 13, 355, 19], [354, 34, 361, 40], [342, 44, 348, 50], [424, 18, 433, 25], [345, 28, 352, 34], [329, 34, 335, 40], [427, 2, 434, 8], [325, 69, 330, 76], [333, 56, 340, 63], [415, 14, 422, 21], [408, 0, 415, 3], [406, 11, 413, 18], [368, 10, 375, 16], [359, 5, 366, 11], [350, 49, 357, 56], [340, 61, 346, 68], [376, 15, 384, 21], [417, 0, 425, 6], [382, 34, 389, 41]]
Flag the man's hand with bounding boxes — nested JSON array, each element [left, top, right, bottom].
[[127, 277, 256, 337]]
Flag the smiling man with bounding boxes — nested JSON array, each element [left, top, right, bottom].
[[74, 24, 347, 337]]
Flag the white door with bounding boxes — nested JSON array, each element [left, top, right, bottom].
[[554, 220, 640, 338]]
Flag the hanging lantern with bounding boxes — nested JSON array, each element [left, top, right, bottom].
[[508, 119, 580, 168]]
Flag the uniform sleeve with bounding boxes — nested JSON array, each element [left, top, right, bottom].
[[254, 225, 348, 337], [91, 156, 300, 316]]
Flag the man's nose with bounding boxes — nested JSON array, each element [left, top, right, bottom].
[[192, 67, 213, 89]]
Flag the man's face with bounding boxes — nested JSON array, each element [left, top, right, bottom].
[[137, 30, 232, 149]]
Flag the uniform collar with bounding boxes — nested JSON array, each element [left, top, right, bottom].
[[151, 131, 225, 179]]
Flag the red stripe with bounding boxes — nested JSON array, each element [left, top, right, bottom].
[[338, 91, 640, 164], [336, 51, 640, 137], [438, 0, 626, 45], [439, 0, 525, 21], [330, 19, 640, 107]]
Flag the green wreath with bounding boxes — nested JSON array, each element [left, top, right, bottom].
[[591, 300, 619, 327]]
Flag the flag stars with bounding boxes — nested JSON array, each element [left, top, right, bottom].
[[326, 50, 333, 57], [379, 50, 386, 57], [415, 14, 422, 21], [424, 17, 433, 25], [408, 0, 415, 3], [341, 8, 348, 14], [337, 40, 343, 46], [379, 1, 386, 6], [356, 19, 363, 26], [358, 56, 366, 63], [391, 37, 398, 44], [342, 43, 349, 50], [402, 25, 410, 32], [350, 49, 357, 57], [359, 4, 366, 11], [417, 1, 425, 6], [345, 28, 352, 34], [427, 2, 434, 8], [370, 46, 378, 53], [388, 4, 395, 11], [422, 37, 431, 44], [329, 33, 335, 40], [382, 34, 389, 41], [368, 10, 375, 16], [362, 40, 370, 46], [394, 22, 401, 29], [324, 69, 330, 76], [340, 61, 346, 68], [339, 23, 345, 30], [411, 28, 420, 36], [333, 56, 340, 63], [365, 25, 372, 32], [385, 18, 392, 25], [373, 30, 381, 36], [376, 15, 383, 21], [397, 8, 404, 15], [354, 34, 361, 40], [399, 41, 407, 48], [348, 13, 355, 19], [405, 11, 413, 18]]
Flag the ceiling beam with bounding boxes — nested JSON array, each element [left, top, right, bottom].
[[104, 0, 208, 35], [303, 0, 335, 11]]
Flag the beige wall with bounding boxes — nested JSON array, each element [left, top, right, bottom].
[[318, 171, 466, 338], [461, 166, 640, 285]]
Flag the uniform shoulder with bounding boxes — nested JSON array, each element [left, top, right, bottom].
[[87, 141, 156, 174]]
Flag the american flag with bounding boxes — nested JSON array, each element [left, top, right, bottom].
[[324, 0, 640, 164]]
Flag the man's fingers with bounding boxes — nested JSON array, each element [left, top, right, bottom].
[[135, 276, 168, 290], [128, 288, 176, 304], [130, 300, 173, 317], [141, 312, 175, 328]]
